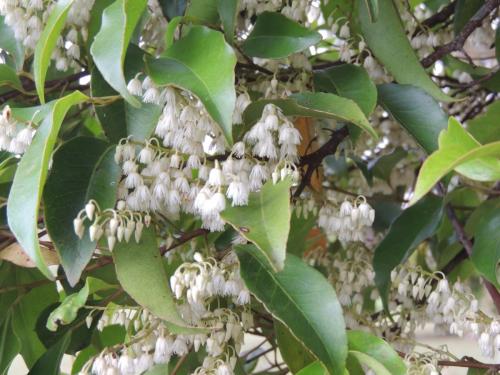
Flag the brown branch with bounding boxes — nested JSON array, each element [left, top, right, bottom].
[[420, 0, 500, 68], [159, 228, 208, 256], [421, 1, 457, 29], [0, 71, 89, 104], [293, 127, 349, 198], [401, 351, 500, 370]]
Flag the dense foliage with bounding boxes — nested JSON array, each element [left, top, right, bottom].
[[0, 0, 499, 374]]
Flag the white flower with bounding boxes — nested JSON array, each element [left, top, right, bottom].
[[127, 76, 143, 96]]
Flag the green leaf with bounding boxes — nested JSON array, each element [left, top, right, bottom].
[[241, 12, 321, 59], [0, 16, 25, 71], [90, 0, 148, 107], [0, 65, 23, 92], [113, 227, 200, 333], [185, 0, 220, 24], [363, 0, 379, 22], [158, 0, 187, 19], [314, 64, 377, 117], [28, 332, 71, 375], [47, 277, 114, 331], [12, 283, 58, 367], [368, 147, 407, 182], [7, 91, 88, 279], [243, 92, 378, 139], [467, 100, 500, 144], [44, 137, 120, 286], [471, 200, 500, 288], [453, 0, 482, 34], [222, 179, 292, 271], [287, 213, 317, 256], [377, 83, 448, 153], [217, 0, 238, 43], [373, 195, 444, 306], [347, 331, 406, 375], [349, 351, 390, 375], [146, 26, 236, 144], [275, 320, 315, 373], [410, 119, 500, 205], [296, 361, 326, 375], [33, 0, 74, 104], [71, 346, 98, 375], [0, 311, 20, 375], [236, 244, 347, 375], [358, 0, 452, 102]]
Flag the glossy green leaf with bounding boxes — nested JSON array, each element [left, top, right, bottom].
[[467, 100, 500, 144], [347, 331, 406, 375], [7, 91, 88, 279], [243, 92, 378, 139], [34, 0, 74, 104], [146, 26, 236, 144], [217, 0, 238, 43], [275, 320, 315, 373], [471, 200, 500, 288], [0, 65, 23, 91], [358, 0, 451, 102], [373, 195, 444, 306], [296, 361, 326, 375], [0, 16, 25, 71], [0, 311, 20, 375], [44, 137, 120, 286], [90, 0, 148, 107], [410, 119, 500, 205], [242, 12, 321, 59], [28, 332, 71, 375], [236, 244, 347, 375], [314, 64, 377, 117], [113, 227, 200, 333], [377, 83, 448, 153], [222, 179, 292, 271]]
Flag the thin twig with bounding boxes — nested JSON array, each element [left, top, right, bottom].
[[421, 0, 500, 68]]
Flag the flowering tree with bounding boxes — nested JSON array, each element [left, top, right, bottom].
[[0, 0, 499, 374]]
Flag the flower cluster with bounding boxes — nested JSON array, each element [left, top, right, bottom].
[[0, 0, 94, 70], [171, 252, 252, 323], [318, 196, 375, 242], [73, 200, 149, 251], [0, 105, 34, 154], [388, 267, 500, 357], [84, 252, 252, 375]]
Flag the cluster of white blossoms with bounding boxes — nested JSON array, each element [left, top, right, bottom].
[[84, 252, 252, 375], [88, 77, 302, 232], [238, 0, 317, 26], [405, 352, 440, 375], [171, 252, 252, 322], [0, 105, 34, 154], [387, 267, 500, 357], [318, 196, 375, 242], [0, 0, 94, 70], [73, 200, 150, 251]]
